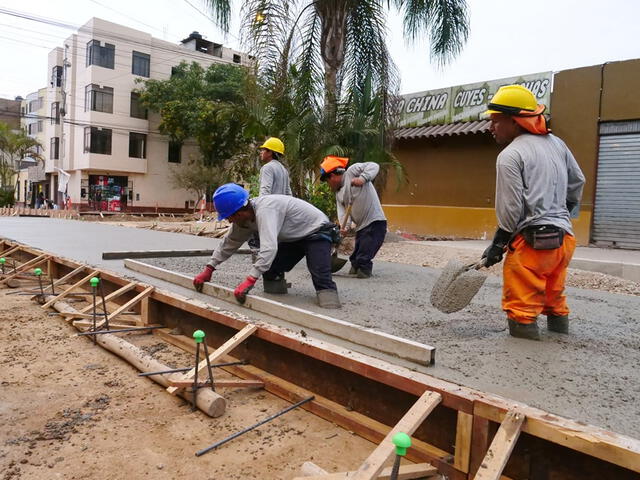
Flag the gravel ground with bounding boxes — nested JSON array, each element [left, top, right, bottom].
[[145, 237, 640, 438]]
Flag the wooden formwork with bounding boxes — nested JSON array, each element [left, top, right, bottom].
[[2, 237, 639, 479]]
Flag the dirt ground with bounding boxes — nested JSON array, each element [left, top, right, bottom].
[[0, 294, 377, 480]]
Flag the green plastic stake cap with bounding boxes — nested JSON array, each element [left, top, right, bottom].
[[0, 257, 5, 264], [392, 432, 411, 456], [34, 268, 42, 276], [90, 277, 100, 288], [193, 330, 205, 343]]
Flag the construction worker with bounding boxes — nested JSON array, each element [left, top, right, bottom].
[[482, 84, 585, 340], [192, 183, 341, 309], [258, 137, 292, 196], [249, 137, 293, 259], [320, 156, 387, 278]]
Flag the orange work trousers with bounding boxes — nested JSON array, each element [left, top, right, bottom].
[[502, 233, 576, 325]]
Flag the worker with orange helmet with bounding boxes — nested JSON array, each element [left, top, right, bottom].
[[482, 84, 585, 340], [320, 155, 387, 278]]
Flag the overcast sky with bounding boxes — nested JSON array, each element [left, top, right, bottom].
[[1, 0, 639, 100]]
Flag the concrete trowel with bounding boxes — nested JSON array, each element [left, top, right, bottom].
[[330, 204, 353, 273], [430, 259, 487, 313]]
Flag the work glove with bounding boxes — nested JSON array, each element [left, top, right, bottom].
[[234, 275, 258, 304], [193, 265, 215, 292], [481, 228, 512, 267]]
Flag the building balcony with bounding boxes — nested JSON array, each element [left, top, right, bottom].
[[77, 153, 147, 174]]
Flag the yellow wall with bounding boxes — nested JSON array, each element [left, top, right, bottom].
[[383, 205, 592, 245]]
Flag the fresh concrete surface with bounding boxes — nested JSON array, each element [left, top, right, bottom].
[[2, 217, 640, 438]]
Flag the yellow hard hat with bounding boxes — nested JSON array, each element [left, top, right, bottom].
[[259, 137, 285, 155], [486, 84, 538, 115]]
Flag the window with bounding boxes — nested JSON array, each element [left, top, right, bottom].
[[37, 121, 43, 133], [86, 40, 115, 69], [27, 123, 34, 135], [132, 51, 150, 77], [51, 102, 60, 125], [50, 137, 59, 160], [168, 141, 182, 163], [130, 92, 147, 119], [129, 132, 146, 158], [28, 99, 40, 113], [85, 84, 114, 113], [233, 54, 241, 64], [51, 66, 63, 87], [84, 127, 112, 154]]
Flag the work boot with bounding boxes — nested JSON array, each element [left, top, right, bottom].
[[263, 275, 289, 294], [507, 318, 540, 341], [348, 265, 358, 275], [547, 314, 569, 334], [356, 268, 371, 279], [317, 289, 341, 309]]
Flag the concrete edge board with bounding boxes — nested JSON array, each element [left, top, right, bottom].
[[124, 259, 436, 366], [569, 258, 640, 282]]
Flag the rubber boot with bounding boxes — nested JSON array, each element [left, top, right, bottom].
[[263, 276, 289, 294], [356, 268, 371, 279], [508, 318, 540, 340], [348, 265, 358, 275], [547, 314, 569, 334], [317, 289, 341, 309]]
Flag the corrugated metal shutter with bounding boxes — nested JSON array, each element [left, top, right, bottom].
[[592, 125, 640, 249]]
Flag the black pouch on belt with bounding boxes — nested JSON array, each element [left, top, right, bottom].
[[307, 224, 341, 244], [523, 225, 564, 250]]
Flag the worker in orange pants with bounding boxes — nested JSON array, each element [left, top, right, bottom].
[[482, 84, 585, 340], [503, 234, 576, 326]]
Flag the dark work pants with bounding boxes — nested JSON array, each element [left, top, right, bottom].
[[263, 238, 336, 292], [350, 220, 387, 274]]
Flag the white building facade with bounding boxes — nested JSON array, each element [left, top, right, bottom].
[[27, 18, 248, 211]]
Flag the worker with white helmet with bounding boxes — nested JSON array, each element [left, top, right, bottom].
[[193, 183, 341, 309], [482, 84, 585, 340]]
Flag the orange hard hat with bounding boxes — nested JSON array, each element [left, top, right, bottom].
[[320, 156, 349, 181]]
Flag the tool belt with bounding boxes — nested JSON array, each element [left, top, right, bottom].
[[522, 225, 564, 250], [307, 223, 341, 244]]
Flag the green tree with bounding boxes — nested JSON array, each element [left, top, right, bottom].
[[137, 62, 251, 168], [0, 121, 44, 193]]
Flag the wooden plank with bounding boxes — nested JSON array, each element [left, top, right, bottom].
[[77, 282, 138, 314], [41, 270, 98, 309], [43, 265, 86, 293], [125, 259, 436, 366], [469, 415, 491, 476], [473, 411, 524, 480], [167, 379, 265, 388], [102, 249, 214, 259], [0, 245, 20, 258], [93, 286, 154, 330], [166, 324, 257, 395], [294, 462, 438, 480], [351, 391, 442, 480], [474, 400, 640, 473], [0, 254, 49, 284], [72, 320, 138, 330], [453, 411, 473, 473], [155, 329, 460, 478]]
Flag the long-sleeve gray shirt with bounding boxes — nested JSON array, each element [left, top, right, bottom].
[[335, 162, 387, 231], [495, 133, 585, 235], [259, 160, 292, 196], [207, 195, 331, 278]]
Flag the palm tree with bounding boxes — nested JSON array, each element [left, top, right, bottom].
[[205, 0, 469, 124], [0, 122, 45, 190]]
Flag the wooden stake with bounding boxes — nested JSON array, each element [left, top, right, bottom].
[[41, 270, 99, 309], [454, 411, 473, 473], [167, 379, 264, 389], [351, 391, 442, 480], [473, 411, 524, 480], [166, 324, 257, 395]]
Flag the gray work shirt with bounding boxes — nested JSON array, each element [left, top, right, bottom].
[[336, 162, 387, 231], [259, 160, 292, 196], [207, 195, 331, 278], [495, 133, 585, 236]]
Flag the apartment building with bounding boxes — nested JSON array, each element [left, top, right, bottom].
[[25, 17, 248, 211]]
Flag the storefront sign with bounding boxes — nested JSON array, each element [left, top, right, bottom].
[[398, 72, 553, 127]]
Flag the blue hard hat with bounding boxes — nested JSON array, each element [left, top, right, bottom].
[[213, 183, 249, 221]]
